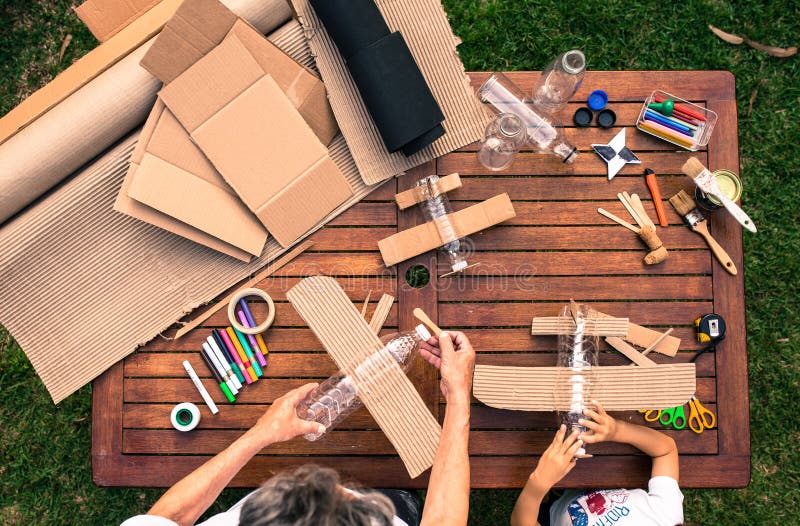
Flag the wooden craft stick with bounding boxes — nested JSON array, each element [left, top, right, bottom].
[[368, 294, 395, 334], [174, 241, 313, 339], [630, 193, 655, 228], [606, 337, 657, 367], [413, 308, 443, 335], [618, 192, 645, 227], [641, 328, 674, 357], [361, 290, 372, 317], [598, 207, 640, 234]]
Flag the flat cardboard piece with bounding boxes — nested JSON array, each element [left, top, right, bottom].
[[0, 0, 183, 149], [0, 20, 377, 404], [473, 363, 697, 411], [531, 317, 629, 337], [75, 0, 162, 42], [395, 173, 461, 210], [369, 294, 395, 334], [378, 193, 516, 267], [160, 34, 353, 247], [0, 0, 293, 225], [593, 309, 680, 357], [141, 0, 337, 144], [286, 276, 441, 478], [605, 337, 657, 367], [119, 99, 269, 258], [291, 0, 489, 184]]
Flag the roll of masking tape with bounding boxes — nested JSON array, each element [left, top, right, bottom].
[[170, 402, 201, 432], [228, 288, 275, 335]]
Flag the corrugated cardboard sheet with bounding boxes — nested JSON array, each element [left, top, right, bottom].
[[0, 0, 293, 225], [75, 0, 163, 42], [291, 0, 489, 184], [0, 17, 379, 404], [472, 363, 697, 411], [159, 33, 353, 247], [286, 276, 440, 478], [378, 193, 516, 267]]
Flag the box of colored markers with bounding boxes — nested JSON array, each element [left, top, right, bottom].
[[636, 90, 718, 151]]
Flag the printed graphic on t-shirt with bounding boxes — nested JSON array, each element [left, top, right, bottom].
[[566, 489, 632, 526]]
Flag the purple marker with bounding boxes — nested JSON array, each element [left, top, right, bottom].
[[237, 308, 267, 367]]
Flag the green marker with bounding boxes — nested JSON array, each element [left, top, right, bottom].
[[200, 348, 236, 403], [648, 100, 674, 116], [234, 326, 263, 377]]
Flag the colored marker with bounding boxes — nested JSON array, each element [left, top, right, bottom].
[[226, 327, 258, 382], [233, 325, 263, 377], [646, 108, 698, 130], [223, 327, 255, 384], [239, 299, 270, 365], [206, 335, 242, 390], [638, 121, 695, 149], [199, 347, 236, 403], [237, 308, 267, 367], [183, 360, 219, 415], [654, 96, 706, 121], [644, 110, 693, 136], [212, 329, 245, 385], [202, 341, 239, 395]]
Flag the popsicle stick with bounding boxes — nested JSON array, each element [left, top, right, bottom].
[[598, 208, 641, 234], [618, 193, 645, 227], [630, 193, 655, 228], [606, 337, 657, 367], [361, 290, 372, 317], [413, 308, 443, 335]]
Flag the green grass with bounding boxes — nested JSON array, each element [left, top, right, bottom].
[[1, 0, 799, 524]]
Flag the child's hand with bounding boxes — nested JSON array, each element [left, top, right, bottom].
[[579, 400, 618, 444], [530, 424, 583, 491]]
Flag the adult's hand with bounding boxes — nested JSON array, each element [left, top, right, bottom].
[[250, 383, 325, 446], [420, 331, 475, 404]]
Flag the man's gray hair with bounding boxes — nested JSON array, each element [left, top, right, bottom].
[[238, 464, 396, 526]]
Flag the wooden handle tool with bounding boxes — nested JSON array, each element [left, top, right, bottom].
[[413, 308, 444, 335], [693, 221, 738, 275], [668, 190, 737, 275], [644, 168, 669, 227]]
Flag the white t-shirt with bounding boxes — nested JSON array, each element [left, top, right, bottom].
[[120, 489, 408, 526], [549, 476, 684, 526]]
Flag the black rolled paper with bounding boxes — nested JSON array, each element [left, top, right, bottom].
[[310, 0, 445, 156]]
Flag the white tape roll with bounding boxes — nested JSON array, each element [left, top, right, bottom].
[[227, 287, 275, 335], [170, 402, 201, 432]]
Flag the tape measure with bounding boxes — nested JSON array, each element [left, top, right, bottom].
[[694, 314, 726, 344]]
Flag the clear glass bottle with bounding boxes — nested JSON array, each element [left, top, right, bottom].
[[477, 72, 579, 164], [531, 50, 586, 115], [477, 113, 527, 171], [417, 175, 470, 274], [296, 324, 431, 441], [556, 303, 599, 457]]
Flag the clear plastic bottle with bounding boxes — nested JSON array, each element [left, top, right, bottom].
[[477, 113, 527, 171], [477, 72, 579, 164], [296, 324, 431, 441], [555, 303, 599, 457], [531, 50, 586, 115], [417, 175, 470, 274]]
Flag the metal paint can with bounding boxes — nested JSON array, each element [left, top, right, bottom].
[[695, 169, 742, 211]]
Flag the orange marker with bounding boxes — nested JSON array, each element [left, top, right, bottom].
[[644, 168, 669, 227], [226, 327, 257, 383]]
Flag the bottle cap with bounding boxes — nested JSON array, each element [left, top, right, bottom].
[[587, 90, 608, 110], [415, 324, 432, 341], [596, 109, 616, 128], [573, 107, 593, 127]]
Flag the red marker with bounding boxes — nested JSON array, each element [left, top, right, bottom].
[[644, 168, 669, 227], [654, 96, 706, 122]]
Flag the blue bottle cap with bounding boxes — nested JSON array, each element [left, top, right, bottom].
[[587, 90, 608, 111]]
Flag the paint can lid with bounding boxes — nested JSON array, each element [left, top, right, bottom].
[[587, 90, 608, 110], [708, 170, 743, 205], [573, 107, 593, 127], [597, 109, 617, 128]]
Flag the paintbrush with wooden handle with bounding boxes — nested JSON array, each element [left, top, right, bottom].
[[682, 157, 756, 233], [669, 190, 737, 275]]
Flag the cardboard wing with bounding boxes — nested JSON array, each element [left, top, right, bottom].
[[286, 276, 441, 478], [394, 173, 461, 210], [472, 363, 696, 411], [378, 193, 516, 267], [159, 34, 354, 248]]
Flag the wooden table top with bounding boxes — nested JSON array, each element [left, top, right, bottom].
[[92, 71, 750, 489]]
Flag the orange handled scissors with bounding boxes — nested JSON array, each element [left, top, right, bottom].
[[638, 409, 662, 422], [687, 396, 716, 434]]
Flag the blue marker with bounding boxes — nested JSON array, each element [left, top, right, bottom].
[[644, 110, 693, 136]]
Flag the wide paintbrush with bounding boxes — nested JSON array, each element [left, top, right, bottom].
[[669, 190, 737, 275]]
